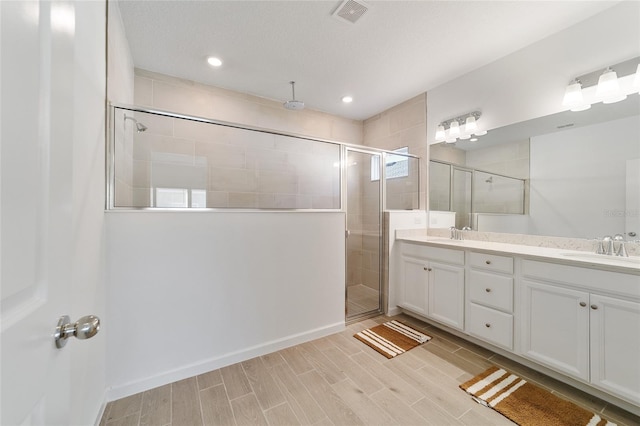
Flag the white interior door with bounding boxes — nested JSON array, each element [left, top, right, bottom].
[[625, 158, 640, 240], [1, 1, 76, 424]]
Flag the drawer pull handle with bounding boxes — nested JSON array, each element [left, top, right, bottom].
[[485, 323, 491, 328], [485, 288, 491, 293], [485, 260, 492, 265], [591, 304, 598, 310], [579, 302, 587, 307]]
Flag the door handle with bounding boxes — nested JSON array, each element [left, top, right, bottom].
[[54, 315, 100, 349]]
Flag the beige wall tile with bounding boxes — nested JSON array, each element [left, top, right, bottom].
[[133, 75, 152, 107]]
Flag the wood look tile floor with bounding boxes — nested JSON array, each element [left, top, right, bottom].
[[101, 314, 640, 426]]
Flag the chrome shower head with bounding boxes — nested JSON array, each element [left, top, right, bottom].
[[124, 115, 148, 133]]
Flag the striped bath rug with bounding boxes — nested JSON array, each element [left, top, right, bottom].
[[353, 320, 431, 359], [460, 366, 616, 426]]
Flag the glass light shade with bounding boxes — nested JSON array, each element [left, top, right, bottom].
[[602, 94, 627, 104], [634, 63, 640, 92], [470, 138, 478, 142], [562, 81, 584, 107], [435, 125, 446, 141], [445, 138, 457, 144], [464, 116, 477, 133], [570, 103, 591, 112], [448, 120, 460, 137], [459, 134, 471, 140], [474, 130, 487, 136], [596, 68, 620, 98]]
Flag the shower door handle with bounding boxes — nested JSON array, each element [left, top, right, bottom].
[[345, 230, 351, 238]]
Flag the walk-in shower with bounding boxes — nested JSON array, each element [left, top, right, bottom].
[[108, 104, 420, 321]]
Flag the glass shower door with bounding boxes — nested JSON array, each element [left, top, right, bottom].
[[345, 149, 382, 320]]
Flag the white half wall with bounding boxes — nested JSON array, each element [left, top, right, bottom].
[[106, 211, 345, 400]]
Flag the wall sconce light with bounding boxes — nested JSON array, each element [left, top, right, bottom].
[[562, 57, 638, 111], [435, 111, 486, 143]]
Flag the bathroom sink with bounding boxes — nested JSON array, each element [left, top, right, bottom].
[[560, 252, 640, 265]]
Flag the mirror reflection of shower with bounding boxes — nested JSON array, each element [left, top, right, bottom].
[[124, 115, 147, 132]]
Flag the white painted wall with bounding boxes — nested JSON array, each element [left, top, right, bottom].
[[105, 211, 345, 399], [107, 0, 134, 104], [427, 2, 640, 144], [529, 115, 640, 239], [70, 3, 108, 424]]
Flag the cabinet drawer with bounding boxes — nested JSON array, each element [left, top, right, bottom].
[[466, 303, 513, 350], [469, 252, 513, 274], [469, 271, 513, 312], [401, 242, 464, 265]]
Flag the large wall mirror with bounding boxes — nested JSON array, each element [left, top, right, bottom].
[[429, 95, 640, 240]]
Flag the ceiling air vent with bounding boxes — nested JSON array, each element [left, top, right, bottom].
[[332, 0, 369, 24]]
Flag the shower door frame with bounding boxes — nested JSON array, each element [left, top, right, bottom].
[[344, 147, 385, 322]]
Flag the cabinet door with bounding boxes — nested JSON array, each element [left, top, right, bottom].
[[521, 280, 590, 381], [590, 294, 640, 405], [399, 256, 428, 316], [428, 261, 465, 330]]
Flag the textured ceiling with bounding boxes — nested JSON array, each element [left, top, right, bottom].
[[118, 1, 619, 121]]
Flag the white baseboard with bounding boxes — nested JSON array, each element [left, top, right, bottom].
[[386, 306, 402, 316], [105, 321, 345, 402]]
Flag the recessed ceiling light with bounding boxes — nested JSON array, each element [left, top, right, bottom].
[[342, 96, 353, 103], [207, 57, 222, 67]]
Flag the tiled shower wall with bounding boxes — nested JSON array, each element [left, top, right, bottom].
[[113, 69, 363, 207], [113, 108, 341, 209], [363, 94, 427, 209], [134, 69, 363, 143]]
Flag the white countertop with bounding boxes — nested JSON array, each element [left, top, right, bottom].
[[397, 235, 640, 274]]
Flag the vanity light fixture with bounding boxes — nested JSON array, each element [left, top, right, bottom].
[[435, 111, 485, 143], [563, 57, 639, 111]]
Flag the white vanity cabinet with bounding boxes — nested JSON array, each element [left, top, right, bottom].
[[398, 243, 465, 330], [520, 260, 640, 405], [395, 238, 640, 410], [466, 252, 515, 350]]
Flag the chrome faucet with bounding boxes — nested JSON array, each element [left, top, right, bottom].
[[594, 234, 628, 257], [613, 234, 628, 257], [450, 226, 464, 240]]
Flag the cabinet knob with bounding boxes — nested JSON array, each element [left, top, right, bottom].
[[485, 323, 491, 328], [485, 288, 492, 293], [579, 302, 587, 307], [423, 267, 432, 271], [591, 304, 598, 310], [485, 260, 492, 265]]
